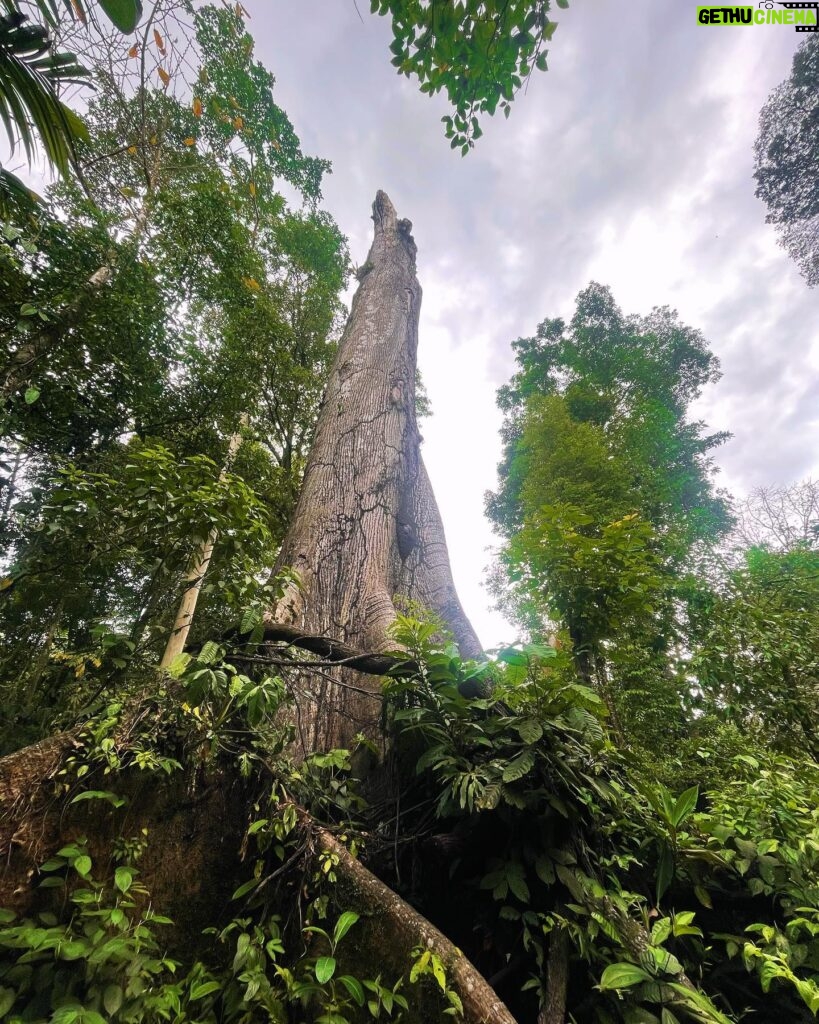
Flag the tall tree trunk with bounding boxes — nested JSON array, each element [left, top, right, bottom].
[[266, 191, 481, 752]]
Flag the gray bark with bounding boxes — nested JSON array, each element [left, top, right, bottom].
[[267, 191, 481, 752]]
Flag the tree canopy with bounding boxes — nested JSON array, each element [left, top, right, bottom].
[[754, 34, 819, 286]]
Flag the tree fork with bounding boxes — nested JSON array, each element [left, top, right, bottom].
[[266, 191, 482, 752]]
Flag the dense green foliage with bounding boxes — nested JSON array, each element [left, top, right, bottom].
[[1, 615, 818, 1023], [0, 1, 348, 749], [487, 284, 732, 744], [754, 34, 819, 286], [371, 0, 567, 150]]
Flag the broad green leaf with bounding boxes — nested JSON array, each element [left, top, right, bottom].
[[231, 877, 260, 900], [0, 987, 15, 1018], [656, 843, 674, 905], [315, 956, 336, 983], [73, 854, 92, 877], [190, 979, 222, 1000], [338, 975, 365, 1006], [98, 0, 143, 33], [332, 911, 359, 946], [671, 785, 699, 828], [103, 984, 123, 1015], [599, 962, 652, 990], [24, 387, 40, 404], [515, 718, 543, 744], [667, 983, 735, 1024], [502, 749, 535, 783], [114, 866, 134, 893]]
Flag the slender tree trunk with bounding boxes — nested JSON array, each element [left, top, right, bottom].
[[266, 191, 482, 752], [159, 420, 246, 669], [538, 918, 569, 1024]]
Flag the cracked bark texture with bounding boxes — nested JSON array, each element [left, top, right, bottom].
[[267, 191, 482, 752]]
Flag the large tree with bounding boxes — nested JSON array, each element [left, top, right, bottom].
[[754, 34, 819, 286], [487, 284, 731, 742], [265, 190, 483, 753], [0, 193, 517, 1024]]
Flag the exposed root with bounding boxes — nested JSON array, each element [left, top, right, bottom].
[[316, 826, 519, 1024]]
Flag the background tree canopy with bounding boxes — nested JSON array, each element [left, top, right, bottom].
[[754, 33, 819, 286]]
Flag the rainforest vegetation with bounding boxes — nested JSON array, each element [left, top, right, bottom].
[[0, 3, 817, 1023]]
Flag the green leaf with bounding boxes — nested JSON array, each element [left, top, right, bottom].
[[0, 987, 16, 1018], [24, 386, 40, 404], [671, 785, 698, 828], [73, 854, 92, 877], [667, 983, 734, 1024], [231, 877, 260, 900], [656, 843, 674, 905], [556, 0, 569, 8], [39, 858, 65, 872], [515, 718, 543, 744], [98, 0, 143, 33], [114, 866, 134, 893], [502, 748, 535, 783], [338, 975, 365, 1006], [507, 866, 530, 903], [103, 984, 123, 1015], [166, 652, 191, 678], [599, 962, 653, 990], [315, 956, 336, 983], [197, 640, 221, 665], [190, 979, 222, 1000], [332, 911, 359, 946], [71, 789, 127, 808], [497, 646, 527, 666]]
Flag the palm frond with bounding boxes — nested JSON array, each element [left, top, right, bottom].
[[0, 7, 88, 193]]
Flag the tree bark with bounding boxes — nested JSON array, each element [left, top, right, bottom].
[[266, 191, 482, 752], [538, 919, 569, 1024], [318, 827, 518, 1024]]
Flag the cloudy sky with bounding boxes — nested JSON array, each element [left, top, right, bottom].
[[246, 0, 818, 647]]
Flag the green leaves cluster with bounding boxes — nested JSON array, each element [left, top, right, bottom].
[[0, 4, 348, 748], [387, 624, 819, 1023], [372, 0, 568, 150]]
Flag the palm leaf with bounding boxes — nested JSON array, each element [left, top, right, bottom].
[[0, 7, 88, 203]]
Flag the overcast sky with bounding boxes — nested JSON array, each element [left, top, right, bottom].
[[245, 0, 818, 647]]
